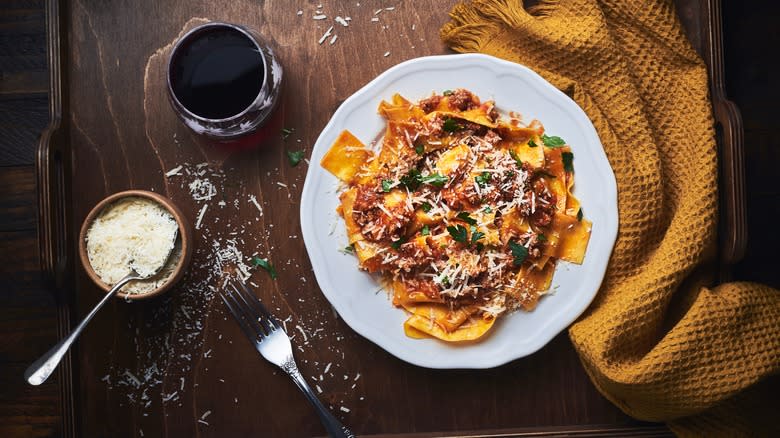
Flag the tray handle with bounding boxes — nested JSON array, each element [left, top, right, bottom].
[[37, 0, 71, 293], [705, 0, 747, 270]]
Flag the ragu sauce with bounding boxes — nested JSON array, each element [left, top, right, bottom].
[[166, 22, 283, 144]]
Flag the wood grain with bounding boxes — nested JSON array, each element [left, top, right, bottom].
[[3, 0, 779, 436], [58, 1, 652, 436]]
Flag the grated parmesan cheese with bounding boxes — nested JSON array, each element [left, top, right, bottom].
[[86, 197, 180, 294]]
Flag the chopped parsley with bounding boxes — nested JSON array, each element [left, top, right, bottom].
[[447, 224, 468, 243], [443, 89, 454, 96], [542, 134, 566, 147], [400, 169, 448, 190], [509, 150, 523, 168], [286, 150, 305, 167], [391, 236, 407, 250], [252, 257, 278, 279], [537, 234, 547, 242], [420, 173, 448, 187], [456, 211, 477, 225], [509, 241, 529, 266], [561, 151, 574, 173], [442, 118, 462, 133], [281, 127, 295, 140], [400, 169, 422, 190], [421, 225, 430, 236], [470, 226, 485, 245], [474, 171, 492, 187], [343, 244, 355, 253], [414, 143, 425, 155], [381, 179, 394, 192], [528, 139, 538, 148], [577, 208, 583, 221], [483, 206, 492, 213], [420, 202, 432, 213], [440, 275, 451, 287]]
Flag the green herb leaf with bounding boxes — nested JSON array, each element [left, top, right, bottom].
[[440, 275, 451, 287], [542, 134, 566, 147], [391, 236, 407, 250], [577, 208, 583, 221], [528, 139, 538, 148], [421, 225, 430, 236], [456, 211, 477, 225], [447, 225, 468, 243], [483, 206, 492, 213], [252, 257, 278, 279], [475, 242, 485, 251], [471, 229, 485, 244], [443, 89, 454, 96], [561, 151, 574, 173], [508, 150, 523, 168], [508, 241, 529, 266], [414, 143, 425, 155], [286, 150, 305, 167], [537, 234, 547, 242], [344, 245, 354, 253], [400, 169, 421, 190], [420, 202, 432, 213], [281, 127, 295, 140], [421, 173, 448, 187], [382, 179, 394, 192], [474, 171, 492, 187], [442, 118, 461, 133]]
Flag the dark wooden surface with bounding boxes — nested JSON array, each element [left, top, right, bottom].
[[0, 0, 777, 437]]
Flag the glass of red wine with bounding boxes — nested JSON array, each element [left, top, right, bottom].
[[166, 22, 282, 146]]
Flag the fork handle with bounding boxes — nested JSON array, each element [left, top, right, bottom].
[[285, 361, 355, 438]]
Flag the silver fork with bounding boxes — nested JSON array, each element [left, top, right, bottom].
[[221, 281, 355, 438]]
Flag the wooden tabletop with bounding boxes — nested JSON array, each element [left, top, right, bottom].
[[1, 1, 778, 437]]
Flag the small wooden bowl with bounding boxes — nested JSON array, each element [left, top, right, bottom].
[[78, 190, 193, 300]]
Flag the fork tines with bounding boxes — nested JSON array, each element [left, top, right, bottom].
[[220, 280, 282, 340]]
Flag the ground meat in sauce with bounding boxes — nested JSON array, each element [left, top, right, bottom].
[[352, 185, 413, 241], [448, 89, 479, 111], [516, 175, 556, 227], [419, 95, 442, 113]]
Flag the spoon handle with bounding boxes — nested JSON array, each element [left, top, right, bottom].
[[24, 274, 137, 386]]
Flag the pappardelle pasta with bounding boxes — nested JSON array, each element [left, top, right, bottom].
[[321, 89, 592, 342]]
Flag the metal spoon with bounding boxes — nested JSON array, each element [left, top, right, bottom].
[[24, 230, 178, 386]]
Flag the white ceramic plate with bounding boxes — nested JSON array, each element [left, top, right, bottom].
[[300, 54, 618, 369]]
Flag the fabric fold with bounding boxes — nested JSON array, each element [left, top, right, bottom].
[[441, 0, 780, 434]]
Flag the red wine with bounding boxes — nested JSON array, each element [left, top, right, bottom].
[[170, 27, 265, 120]]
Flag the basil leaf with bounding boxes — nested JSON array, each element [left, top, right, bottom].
[[561, 151, 574, 173], [286, 150, 305, 167], [382, 179, 393, 192], [447, 225, 468, 243], [442, 118, 461, 133], [420, 202, 432, 213], [252, 257, 278, 279], [509, 241, 529, 266], [391, 236, 407, 250], [421, 225, 430, 236], [456, 211, 477, 225], [509, 150, 523, 168], [542, 134, 566, 147], [421, 173, 448, 187], [474, 171, 492, 187]]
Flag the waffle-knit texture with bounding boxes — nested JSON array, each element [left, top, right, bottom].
[[441, 0, 780, 435]]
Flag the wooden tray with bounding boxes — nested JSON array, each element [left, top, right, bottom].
[[37, 0, 744, 436]]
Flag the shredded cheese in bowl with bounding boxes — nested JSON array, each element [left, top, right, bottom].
[[85, 196, 180, 295]]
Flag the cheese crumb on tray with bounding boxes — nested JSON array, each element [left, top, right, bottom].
[[86, 196, 180, 294]]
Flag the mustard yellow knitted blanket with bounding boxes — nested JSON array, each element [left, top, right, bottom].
[[441, 0, 780, 435]]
